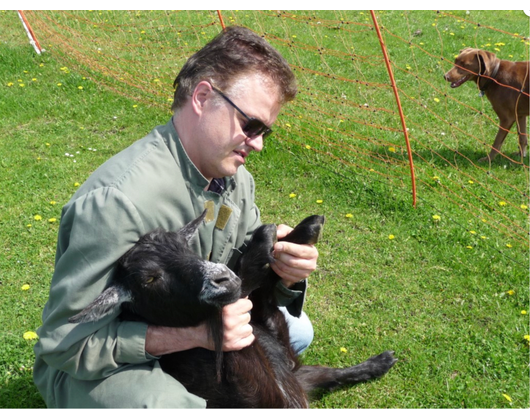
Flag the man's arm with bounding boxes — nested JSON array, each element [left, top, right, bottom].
[[146, 298, 255, 356]]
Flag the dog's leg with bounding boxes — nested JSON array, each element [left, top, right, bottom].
[[516, 114, 528, 159], [295, 351, 397, 395], [479, 115, 515, 162]]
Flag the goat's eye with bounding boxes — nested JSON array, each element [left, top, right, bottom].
[[146, 277, 155, 284]]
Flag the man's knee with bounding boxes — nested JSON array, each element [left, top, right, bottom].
[[53, 361, 206, 408], [279, 307, 314, 354]]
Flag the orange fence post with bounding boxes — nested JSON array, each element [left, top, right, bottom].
[[370, 10, 417, 207], [217, 10, 226, 30], [17, 10, 43, 54]]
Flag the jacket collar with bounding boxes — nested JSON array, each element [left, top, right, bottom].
[[163, 119, 236, 196]]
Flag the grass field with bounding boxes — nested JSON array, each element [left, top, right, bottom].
[[0, 10, 528, 409]]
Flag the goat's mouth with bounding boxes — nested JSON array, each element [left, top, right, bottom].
[[450, 75, 470, 88]]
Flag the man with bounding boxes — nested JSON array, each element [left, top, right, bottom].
[[33, 26, 319, 408]]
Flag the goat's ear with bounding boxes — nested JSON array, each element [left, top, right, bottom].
[[178, 209, 208, 243], [68, 285, 132, 324]]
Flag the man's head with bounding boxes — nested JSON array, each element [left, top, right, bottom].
[[171, 26, 297, 182], [171, 26, 297, 111]]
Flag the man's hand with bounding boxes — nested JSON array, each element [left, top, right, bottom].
[[216, 298, 254, 351], [271, 224, 319, 289]]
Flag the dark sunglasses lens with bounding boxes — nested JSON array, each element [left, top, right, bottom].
[[244, 119, 272, 139]]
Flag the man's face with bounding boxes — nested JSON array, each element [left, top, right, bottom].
[[189, 75, 282, 181]]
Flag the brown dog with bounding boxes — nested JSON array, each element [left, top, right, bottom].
[[444, 48, 529, 162]]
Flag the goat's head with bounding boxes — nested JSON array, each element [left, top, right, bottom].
[[69, 210, 242, 327]]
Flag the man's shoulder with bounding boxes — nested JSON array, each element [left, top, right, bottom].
[[67, 122, 178, 203]]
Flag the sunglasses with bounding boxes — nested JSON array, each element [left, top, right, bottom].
[[211, 86, 273, 140]]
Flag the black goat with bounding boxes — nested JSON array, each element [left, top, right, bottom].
[[70, 212, 397, 408]]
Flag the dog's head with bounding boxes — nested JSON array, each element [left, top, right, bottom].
[[444, 48, 500, 88]]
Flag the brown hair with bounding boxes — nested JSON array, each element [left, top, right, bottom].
[[171, 26, 297, 110]]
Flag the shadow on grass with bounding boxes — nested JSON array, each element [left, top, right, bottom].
[[0, 375, 46, 408]]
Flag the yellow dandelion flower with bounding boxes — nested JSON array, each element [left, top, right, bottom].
[[133, 104, 138, 108], [50, 201, 56, 205], [521, 204, 528, 210], [432, 215, 441, 221], [524, 335, 530, 341], [316, 200, 323, 204], [521, 310, 527, 315], [507, 290, 515, 296], [345, 214, 353, 218], [434, 98, 440, 102], [502, 394, 512, 403], [74, 182, 80, 187], [466, 246, 473, 249], [34, 215, 42, 221], [388, 147, 396, 153], [506, 244, 512, 248], [289, 193, 296, 198], [57, 83, 62, 87], [21, 284, 30, 291], [388, 234, 395, 240], [285, 123, 291, 128], [48, 218, 57, 223], [469, 231, 476, 235], [340, 347, 348, 353], [305, 145, 311, 150], [498, 201, 507, 206], [7, 82, 14, 87], [78, 86, 83, 90], [23, 331, 39, 340], [468, 180, 474, 184]]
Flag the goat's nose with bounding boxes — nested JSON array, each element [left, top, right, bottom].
[[211, 275, 233, 288], [208, 265, 240, 289]]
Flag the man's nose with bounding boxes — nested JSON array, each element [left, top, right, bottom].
[[245, 135, 263, 152]]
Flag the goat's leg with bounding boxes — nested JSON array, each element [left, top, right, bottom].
[[281, 215, 325, 246], [295, 351, 397, 394]]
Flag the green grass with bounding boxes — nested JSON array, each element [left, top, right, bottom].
[[0, 10, 528, 409]]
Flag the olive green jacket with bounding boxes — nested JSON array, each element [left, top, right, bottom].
[[33, 119, 305, 406]]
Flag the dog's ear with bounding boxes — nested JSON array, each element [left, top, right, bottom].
[[476, 50, 498, 76]]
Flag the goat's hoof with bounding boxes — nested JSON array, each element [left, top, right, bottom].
[[368, 350, 398, 377]]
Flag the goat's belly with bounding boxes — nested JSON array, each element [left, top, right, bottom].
[[159, 343, 308, 408]]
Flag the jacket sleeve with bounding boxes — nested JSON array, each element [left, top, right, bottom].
[[34, 187, 155, 381]]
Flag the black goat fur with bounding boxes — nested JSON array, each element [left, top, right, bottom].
[[70, 212, 397, 408]]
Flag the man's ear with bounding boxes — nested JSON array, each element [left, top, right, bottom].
[[191, 80, 213, 115]]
